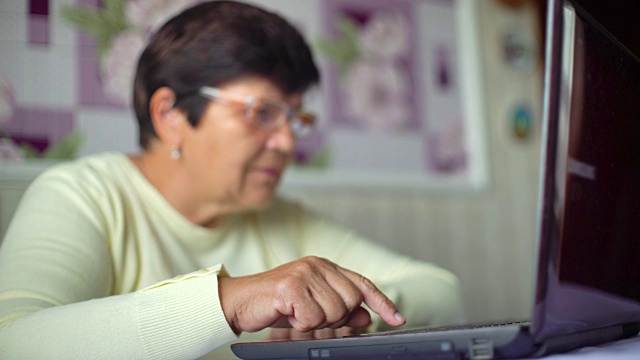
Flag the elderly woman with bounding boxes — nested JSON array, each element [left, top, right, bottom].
[[0, 1, 463, 359]]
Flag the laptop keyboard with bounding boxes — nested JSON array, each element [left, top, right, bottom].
[[354, 319, 530, 338]]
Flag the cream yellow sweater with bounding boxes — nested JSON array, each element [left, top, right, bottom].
[[0, 153, 463, 359]]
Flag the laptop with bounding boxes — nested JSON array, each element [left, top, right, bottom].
[[231, 0, 640, 358]]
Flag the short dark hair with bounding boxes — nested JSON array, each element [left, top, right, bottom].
[[133, 0, 320, 149]]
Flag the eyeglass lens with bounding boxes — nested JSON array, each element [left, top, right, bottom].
[[252, 101, 286, 129]]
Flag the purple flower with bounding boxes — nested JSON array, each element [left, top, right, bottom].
[[98, 0, 199, 105], [342, 60, 411, 132], [428, 117, 467, 173]]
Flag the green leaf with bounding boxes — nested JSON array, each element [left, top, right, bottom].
[[314, 16, 361, 74], [60, 6, 105, 38], [18, 143, 40, 159], [60, 1, 130, 60], [336, 16, 360, 43], [102, 0, 129, 32], [308, 147, 332, 168], [43, 131, 85, 160], [294, 147, 332, 169], [102, 0, 126, 25]]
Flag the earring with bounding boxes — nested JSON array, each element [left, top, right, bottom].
[[170, 146, 181, 160]]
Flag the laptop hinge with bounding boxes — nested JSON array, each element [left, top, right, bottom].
[[469, 337, 494, 360]]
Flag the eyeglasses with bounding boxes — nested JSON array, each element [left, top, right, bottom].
[[198, 86, 316, 138]]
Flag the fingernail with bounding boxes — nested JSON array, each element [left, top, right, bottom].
[[394, 312, 406, 324]]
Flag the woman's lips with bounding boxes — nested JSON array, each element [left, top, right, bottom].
[[254, 167, 281, 178]]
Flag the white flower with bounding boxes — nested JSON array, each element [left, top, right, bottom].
[[100, 32, 146, 105], [126, 0, 199, 33], [0, 138, 23, 162], [359, 11, 409, 61], [0, 75, 14, 128], [342, 60, 412, 132], [428, 117, 467, 172], [97, 1, 199, 105]]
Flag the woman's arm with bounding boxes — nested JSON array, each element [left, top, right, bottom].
[[296, 205, 465, 330], [0, 170, 236, 360], [307, 232, 464, 330]]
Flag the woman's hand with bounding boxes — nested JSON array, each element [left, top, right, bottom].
[[218, 256, 405, 334]]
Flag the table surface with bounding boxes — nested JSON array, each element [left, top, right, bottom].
[[517, 335, 640, 359]]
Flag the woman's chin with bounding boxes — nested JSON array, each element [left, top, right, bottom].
[[243, 191, 277, 211], [238, 179, 281, 210]]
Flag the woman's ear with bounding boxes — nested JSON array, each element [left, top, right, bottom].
[[149, 86, 184, 146]]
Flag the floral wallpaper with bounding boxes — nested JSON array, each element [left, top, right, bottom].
[[0, 0, 80, 162], [316, 0, 472, 179], [0, 0, 201, 162], [1, 0, 487, 189], [63, 0, 199, 107], [318, 1, 419, 134]]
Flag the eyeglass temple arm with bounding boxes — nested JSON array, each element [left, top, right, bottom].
[[295, 112, 316, 126], [200, 86, 258, 113]]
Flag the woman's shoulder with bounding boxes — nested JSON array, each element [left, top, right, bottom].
[[10, 153, 137, 229], [40, 152, 129, 176], [43, 152, 129, 174], [30, 152, 134, 195]]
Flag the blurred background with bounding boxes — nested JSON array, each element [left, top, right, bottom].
[[0, 0, 636, 325]]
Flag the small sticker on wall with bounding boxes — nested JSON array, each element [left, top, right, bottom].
[[511, 104, 534, 140], [502, 28, 537, 73]]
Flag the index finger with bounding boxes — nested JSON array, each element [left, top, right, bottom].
[[339, 267, 406, 327]]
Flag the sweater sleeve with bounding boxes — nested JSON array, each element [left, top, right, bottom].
[[294, 205, 465, 330], [0, 169, 236, 360]]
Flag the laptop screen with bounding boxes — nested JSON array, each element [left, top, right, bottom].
[[533, 0, 640, 341], [557, 5, 640, 304]]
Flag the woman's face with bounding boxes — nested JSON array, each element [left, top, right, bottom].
[[178, 76, 302, 212]]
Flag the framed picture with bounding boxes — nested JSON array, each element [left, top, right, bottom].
[[1, 0, 487, 192], [285, 0, 489, 191]]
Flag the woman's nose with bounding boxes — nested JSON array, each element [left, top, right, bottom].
[[265, 121, 296, 154]]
